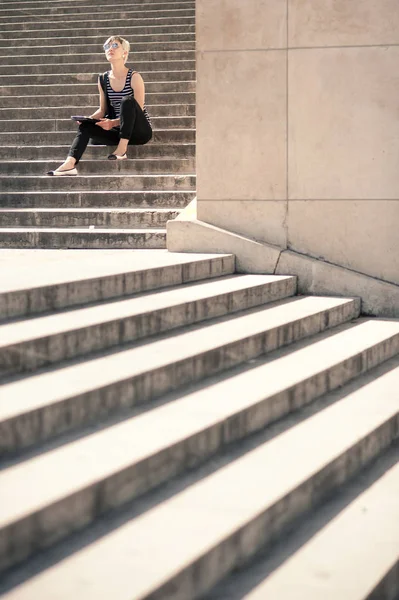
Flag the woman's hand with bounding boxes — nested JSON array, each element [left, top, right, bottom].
[[95, 118, 116, 130]]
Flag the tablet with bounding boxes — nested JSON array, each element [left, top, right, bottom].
[[71, 116, 100, 124]]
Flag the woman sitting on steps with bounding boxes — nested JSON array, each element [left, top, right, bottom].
[[47, 35, 152, 176]]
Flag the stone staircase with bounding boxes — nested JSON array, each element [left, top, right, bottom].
[[0, 249, 398, 599], [0, 0, 196, 248]]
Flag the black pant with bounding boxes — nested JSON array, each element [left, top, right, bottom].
[[68, 95, 152, 164]]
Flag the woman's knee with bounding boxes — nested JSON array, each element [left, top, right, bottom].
[[121, 95, 135, 109], [122, 94, 135, 103], [120, 96, 136, 117]]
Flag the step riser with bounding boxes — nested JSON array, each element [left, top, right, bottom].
[[0, 173, 195, 192], [0, 92, 195, 108], [0, 254, 234, 321], [0, 80, 195, 97], [0, 144, 195, 160], [0, 51, 195, 66], [0, 129, 196, 145], [0, 15, 195, 32], [0, 117, 196, 133], [0, 230, 168, 249], [0, 24, 196, 40], [0, 36, 196, 51], [0, 191, 194, 209], [0, 41, 196, 55], [0, 210, 180, 228], [0, 279, 297, 380], [0, 65, 196, 80], [2, 339, 397, 575], [0, 104, 196, 119], [0, 158, 195, 176]]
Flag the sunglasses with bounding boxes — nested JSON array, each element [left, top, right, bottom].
[[103, 42, 120, 51]]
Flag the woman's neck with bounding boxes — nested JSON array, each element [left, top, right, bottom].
[[110, 60, 128, 77]]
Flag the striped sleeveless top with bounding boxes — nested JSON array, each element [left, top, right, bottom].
[[106, 68, 151, 125]]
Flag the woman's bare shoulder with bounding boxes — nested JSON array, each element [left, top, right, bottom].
[[131, 71, 144, 80]]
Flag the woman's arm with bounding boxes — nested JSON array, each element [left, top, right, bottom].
[[131, 73, 145, 109]]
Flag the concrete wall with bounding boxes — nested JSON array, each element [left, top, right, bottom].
[[195, 0, 399, 286]]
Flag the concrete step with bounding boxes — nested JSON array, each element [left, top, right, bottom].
[[0, 172, 195, 192], [0, 295, 359, 456], [0, 40, 196, 55], [0, 227, 168, 249], [0, 157, 195, 176], [0, 104, 196, 119], [0, 353, 396, 591], [0, 65, 196, 80], [0, 129, 195, 147], [0, 126, 195, 146], [0, 250, 234, 320], [0, 190, 194, 209], [0, 208, 180, 228], [0, 15, 195, 33], [0, 91, 195, 108], [0, 50, 196, 67], [206, 445, 399, 600], [0, 23, 196, 40], [0, 143, 195, 161], [0, 116, 196, 133], [0, 80, 196, 97], [0, 7, 195, 25], [0, 274, 297, 379]]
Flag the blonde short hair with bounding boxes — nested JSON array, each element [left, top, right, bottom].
[[104, 36, 130, 62]]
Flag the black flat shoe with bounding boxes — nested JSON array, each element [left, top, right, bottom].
[[107, 153, 127, 161]]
